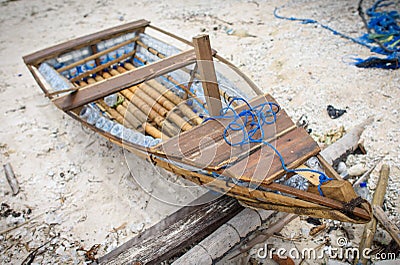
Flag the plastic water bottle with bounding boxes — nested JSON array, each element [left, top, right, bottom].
[[355, 182, 370, 201], [95, 116, 107, 129], [284, 174, 309, 191], [79, 105, 92, 120], [97, 41, 108, 65], [85, 59, 96, 70], [110, 123, 123, 138], [106, 39, 117, 61], [87, 110, 100, 125], [102, 120, 114, 133], [104, 94, 118, 107], [151, 138, 162, 146]]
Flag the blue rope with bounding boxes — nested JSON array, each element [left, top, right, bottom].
[[273, 6, 374, 49], [205, 97, 332, 196], [274, 1, 400, 69]]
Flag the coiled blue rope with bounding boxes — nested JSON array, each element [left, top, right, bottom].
[[204, 97, 332, 196]]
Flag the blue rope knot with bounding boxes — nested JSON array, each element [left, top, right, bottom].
[[317, 174, 334, 196]]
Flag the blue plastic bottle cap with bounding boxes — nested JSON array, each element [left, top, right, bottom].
[[360, 182, 367, 188]]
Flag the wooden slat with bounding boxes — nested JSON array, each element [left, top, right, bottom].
[[95, 192, 242, 265], [52, 49, 199, 111], [225, 127, 320, 184], [23, 19, 150, 65], [192, 35, 222, 116], [156, 95, 266, 158], [156, 94, 294, 171]]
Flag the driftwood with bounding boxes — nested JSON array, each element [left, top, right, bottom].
[[3, 163, 20, 195], [373, 205, 400, 247], [356, 164, 390, 265], [320, 117, 373, 166]]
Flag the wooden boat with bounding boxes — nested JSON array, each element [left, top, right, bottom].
[[23, 19, 372, 223]]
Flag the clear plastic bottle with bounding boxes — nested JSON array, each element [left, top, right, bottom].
[[97, 41, 108, 65], [128, 131, 146, 145], [110, 123, 123, 138], [355, 182, 370, 201], [284, 174, 309, 191], [104, 94, 118, 107]]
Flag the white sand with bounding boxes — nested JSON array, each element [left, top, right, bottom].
[[0, 0, 399, 263]]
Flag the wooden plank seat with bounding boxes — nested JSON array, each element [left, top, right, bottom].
[[153, 93, 320, 186]]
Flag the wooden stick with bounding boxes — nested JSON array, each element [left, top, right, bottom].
[[353, 159, 382, 187], [143, 122, 168, 140], [356, 164, 390, 265], [130, 56, 206, 109], [101, 70, 146, 121], [69, 49, 137, 82], [373, 205, 400, 247], [97, 101, 126, 125], [125, 62, 203, 125], [113, 64, 194, 131], [57, 37, 139, 73], [3, 163, 19, 195], [98, 71, 165, 137], [115, 104, 142, 129], [129, 86, 192, 131]]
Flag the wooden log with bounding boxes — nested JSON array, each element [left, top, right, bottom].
[[99, 70, 164, 137], [3, 163, 19, 195], [192, 35, 222, 116], [373, 205, 400, 247], [95, 193, 243, 265], [121, 100, 147, 123], [356, 164, 390, 265], [220, 213, 297, 262], [172, 209, 275, 265]]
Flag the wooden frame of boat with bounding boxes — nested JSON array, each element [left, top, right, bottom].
[[23, 19, 372, 223]]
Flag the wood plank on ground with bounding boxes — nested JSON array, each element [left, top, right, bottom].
[[95, 192, 243, 265]]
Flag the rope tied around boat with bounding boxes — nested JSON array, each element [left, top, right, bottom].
[[204, 97, 333, 196]]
